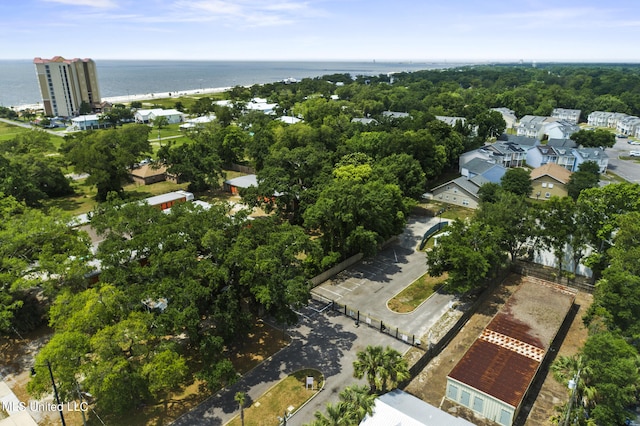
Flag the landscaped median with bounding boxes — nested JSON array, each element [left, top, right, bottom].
[[226, 369, 324, 426], [387, 272, 447, 313]]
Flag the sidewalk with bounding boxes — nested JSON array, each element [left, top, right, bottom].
[[0, 380, 38, 426]]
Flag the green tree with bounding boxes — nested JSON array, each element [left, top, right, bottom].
[[157, 138, 224, 193], [500, 167, 532, 197], [581, 331, 640, 425], [426, 219, 505, 293], [570, 128, 615, 148], [61, 124, 151, 200], [79, 100, 92, 115], [476, 190, 534, 261], [472, 109, 506, 141], [235, 391, 246, 426], [352, 346, 409, 394], [100, 104, 134, 127], [567, 161, 600, 200]]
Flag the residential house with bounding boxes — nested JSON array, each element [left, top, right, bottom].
[[617, 115, 640, 136], [527, 144, 576, 171], [481, 141, 528, 168], [607, 112, 629, 129], [360, 389, 474, 426], [546, 138, 577, 149], [433, 160, 506, 209], [530, 163, 572, 200], [492, 108, 518, 130], [498, 134, 540, 148], [543, 120, 580, 140], [351, 117, 378, 125], [129, 163, 167, 185], [551, 108, 581, 124], [587, 111, 614, 128], [135, 108, 185, 124], [245, 98, 277, 115], [179, 114, 215, 130], [69, 114, 105, 131], [435, 115, 467, 127], [277, 116, 302, 124], [572, 148, 609, 173], [382, 111, 411, 120], [516, 115, 550, 139]]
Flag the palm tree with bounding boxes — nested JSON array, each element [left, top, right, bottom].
[[352, 345, 385, 393], [379, 347, 410, 391], [311, 402, 347, 426], [234, 391, 246, 426], [339, 385, 376, 424], [551, 355, 597, 415], [352, 346, 410, 394]]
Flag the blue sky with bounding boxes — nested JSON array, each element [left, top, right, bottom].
[[2, 0, 639, 61]]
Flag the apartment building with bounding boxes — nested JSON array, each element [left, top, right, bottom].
[[33, 56, 101, 117]]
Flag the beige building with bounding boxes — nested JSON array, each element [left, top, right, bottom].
[[33, 56, 101, 117], [530, 162, 572, 200]]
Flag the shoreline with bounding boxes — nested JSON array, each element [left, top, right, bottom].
[[11, 86, 234, 112]]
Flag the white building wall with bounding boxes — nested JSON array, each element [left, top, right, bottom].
[[446, 378, 515, 426]]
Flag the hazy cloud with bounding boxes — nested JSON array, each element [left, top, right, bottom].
[[42, 0, 117, 7]]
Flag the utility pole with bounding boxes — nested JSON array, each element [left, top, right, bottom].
[[46, 360, 67, 426]]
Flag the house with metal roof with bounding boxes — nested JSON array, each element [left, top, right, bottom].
[[224, 174, 258, 195], [360, 389, 474, 426], [446, 277, 576, 426]]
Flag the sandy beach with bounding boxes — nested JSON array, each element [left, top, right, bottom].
[[12, 86, 234, 112]]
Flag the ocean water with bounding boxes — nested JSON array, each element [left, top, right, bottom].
[[0, 59, 458, 109]]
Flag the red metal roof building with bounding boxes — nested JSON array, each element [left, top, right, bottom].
[[446, 277, 576, 425]]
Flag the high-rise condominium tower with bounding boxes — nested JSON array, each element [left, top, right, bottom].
[[33, 56, 101, 117]]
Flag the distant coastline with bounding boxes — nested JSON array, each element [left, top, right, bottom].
[[1, 59, 453, 111]]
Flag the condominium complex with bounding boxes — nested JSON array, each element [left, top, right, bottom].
[[33, 56, 101, 117]]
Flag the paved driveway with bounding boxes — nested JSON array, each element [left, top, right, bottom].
[[171, 304, 408, 426], [311, 216, 456, 340]]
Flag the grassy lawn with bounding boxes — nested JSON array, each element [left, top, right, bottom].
[[0, 121, 30, 140], [419, 200, 474, 222], [387, 272, 448, 313], [227, 369, 324, 426]]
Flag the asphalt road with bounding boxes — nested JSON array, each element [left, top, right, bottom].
[[171, 306, 408, 426], [604, 135, 640, 183]]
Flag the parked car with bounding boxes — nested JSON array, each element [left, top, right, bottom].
[[629, 151, 640, 157], [628, 140, 640, 145], [618, 134, 628, 138]]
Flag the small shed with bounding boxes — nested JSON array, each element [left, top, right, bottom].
[[224, 174, 258, 194], [130, 164, 167, 185]]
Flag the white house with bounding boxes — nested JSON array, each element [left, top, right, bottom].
[[516, 115, 551, 139], [543, 120, 580, 139], [551, 108, 581, 124], [69, 114, 104, 131], [135, 108, 185, 124], [617, 115, 640, 136], [180, 114, 216, 130]]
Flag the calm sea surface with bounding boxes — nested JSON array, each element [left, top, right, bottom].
[[0, 59, 461, 109]]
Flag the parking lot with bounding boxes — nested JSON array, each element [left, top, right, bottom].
[[605, 135, 640, 183], [311, 216, 457, 341]]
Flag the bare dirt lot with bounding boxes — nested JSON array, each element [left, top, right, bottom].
[[404, 273, 592, 426]]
